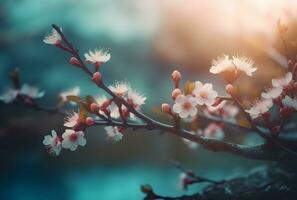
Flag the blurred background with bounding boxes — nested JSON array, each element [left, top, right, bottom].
[[1, 0, 297, 199]]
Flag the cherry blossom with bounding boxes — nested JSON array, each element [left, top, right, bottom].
[[42, 130, 62, 156], [210, 55, 257, 83], [84, 49, 111, 64], [173, 94, 198, 118], [108, 82, 130, 97], [232, 56, 257, 76], [282, 95, 297, 110], [245, 99, 273, 119], [203, 123, 224, 140], [210, 55, 235, 74], [261, 87, 283, 99], [0, 88, 19, 103], [59, 86, 80, 103], [64, 111, 80, 128], [272, 72, 292, 88], [193, 81, 218, 106], [105, 126, 123, 142], [43, 28, 62, 45], [0, 84, 44, 104], [19, 84, 45, 98], [127, 90, 146, 110], [61, 129, 86, 151]]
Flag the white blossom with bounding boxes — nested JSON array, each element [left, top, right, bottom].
[[127, 90, 146, 110], [261, 87, 283, 99], [173, 94, 198, 118], [59, 86, 80, 103], [42, 130, 62, 156], [0, 88, 18, 103], [210, 55, 235, 74], [272, 72, 292, 88], [109, 82, 130, 97], [19, 84, 44, 98], [61, 129, 86, 151], [105, 126, 123, 142], [193, 81, 218, 106], [64, 111, 80, 128], [282, 95, 297, 110], [210, 55, 257, 77], [84, 49, 111, 64], [43, 28, 62, 45], [232, 56, 257, 76], [245, 99, 273, 119]]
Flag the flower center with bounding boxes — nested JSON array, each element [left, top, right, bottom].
[[69, 133, 78, 142], [182, 101, 192, 110], [200, 91, 208, 99]]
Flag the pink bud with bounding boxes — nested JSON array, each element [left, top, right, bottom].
[[172, 70, 181, 88], [92, 72, 102, 84], [172, 70, 181, 82], [85, 117, 95, 126], [90, 103, 99, 113], [225, 84, 236, 95], [70, 57, 81, 67], [172, 88, 182, 100], [161, 103, 171, 114]]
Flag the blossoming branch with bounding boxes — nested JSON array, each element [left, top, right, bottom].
[[1, 24, 296, 163]]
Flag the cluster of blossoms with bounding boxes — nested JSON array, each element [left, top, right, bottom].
[[42, 28, 146, 155], [245, 72, 297, 128]]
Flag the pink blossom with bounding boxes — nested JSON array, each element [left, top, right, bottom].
[[61, 129, 86, 151]]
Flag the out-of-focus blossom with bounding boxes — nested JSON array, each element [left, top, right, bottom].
[[173, 94, 198, 118], [182, 130, 202, 149], [206, 101, 239, 119], [210, 55, 257, 78], [261, 87, 283, 99], [59, 86, 80, 103], [127, 90, 146, 110], [43, 28, 62, 45], [245, 99, 273, 119], [203, 123, 224, 140], [64, 111, 80, 128], [272, 72, 292, 88], [105, 126, 123, 142], [43, 130, 62, 156], [193, 81, 217, 106], [232, 56, 257, 76], [109, 82, 130, 97], [282, 95, 297, 110], [0, 88, 19, 103], [0, 84, 44, 104], [19, 84, 45, 98], [84, 49, 111, 64], [62, 129, 86, 151]]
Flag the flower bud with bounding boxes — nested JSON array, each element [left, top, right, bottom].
[[172, 70, 181, 88], [70, 57, 81, 67], [85, 117, 95, 126], [161, 103, 171, 114], [92, 72, 102, 84], [172, 88, 182, 100], [225, 84, 236, 96], [90, 103, 99, 113]]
